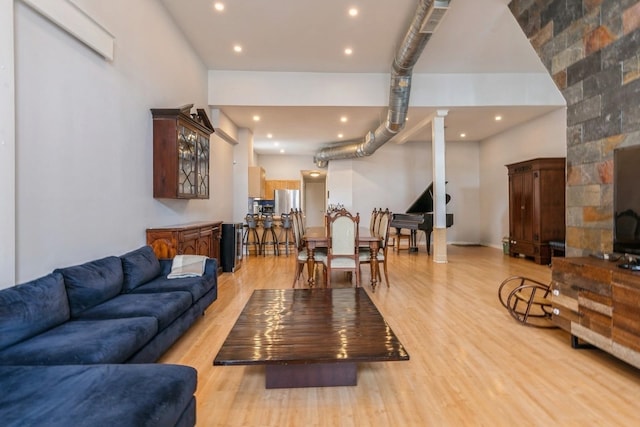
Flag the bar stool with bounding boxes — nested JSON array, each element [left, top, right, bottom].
[[260, 213, 279, 256], [243, 213, 261, 256], [277, 213, 296, 256]]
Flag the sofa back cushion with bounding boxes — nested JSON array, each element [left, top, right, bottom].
[[120, 246, 161, 292], [0, 272, 70, 351], [55, 256, 123, 317]]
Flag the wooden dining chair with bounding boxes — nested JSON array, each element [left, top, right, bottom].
[[291, 209, 325, 287], [360, 208, 391, 287], [374, 207, 385, 235], [294, 209, 306, 242], [369, 208, 379, 235], [323, 209, 360, 288]]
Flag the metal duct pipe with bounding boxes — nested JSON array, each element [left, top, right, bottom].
[[313, 0, 450, 168]]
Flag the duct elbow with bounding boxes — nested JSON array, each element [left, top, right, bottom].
[[315, 159, 328, 168]]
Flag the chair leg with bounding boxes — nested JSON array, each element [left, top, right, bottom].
[[292, 262, 304, 288], [261, 228, 279, 256], [278, 227, 294, 256], [382, 260, 390, 287], [252, 229, 261, 255], [243, 227, 261, 256], [242, 228, 248, 255]]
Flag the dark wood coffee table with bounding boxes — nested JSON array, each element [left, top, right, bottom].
[[213, 288, 409, 388]]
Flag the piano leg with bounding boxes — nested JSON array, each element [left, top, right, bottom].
[[426, 231, 432, 255], [409, 230, 419, 252]]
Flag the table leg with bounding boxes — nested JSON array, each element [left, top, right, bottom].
[[265, 363, 357, 388]]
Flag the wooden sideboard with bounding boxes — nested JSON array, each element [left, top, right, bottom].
[[146, 221, 222, 274], [551, 257, 640, 369]]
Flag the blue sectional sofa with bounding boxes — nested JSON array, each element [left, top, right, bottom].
[[0, 246, 218, 427]]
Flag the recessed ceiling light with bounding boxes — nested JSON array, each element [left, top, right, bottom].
[[274, 142, 279, 146], [338, 133, 344, 138], [233, 45, 242, 53], [344, 48, 353, 55], [310, 171, 320, 177], [279, 149, 285, 154], [340, 116, 348, 123], [213, 2, 224, 12], [253, 115, 260, 121], [460, 133, 466, 138], [348, 8, 358, 17], [495, 115, 502, 121], [267, 133, 273, 139]]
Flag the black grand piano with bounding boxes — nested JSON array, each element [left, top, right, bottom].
[[391, 182, 454, 254]]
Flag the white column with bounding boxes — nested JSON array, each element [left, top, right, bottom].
[[0, 0, 15, 288], [432, 110, 448, 263]]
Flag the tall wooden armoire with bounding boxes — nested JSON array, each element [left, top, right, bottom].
[[506, 158, 566, 265]]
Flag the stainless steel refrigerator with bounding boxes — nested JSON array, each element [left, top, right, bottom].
[[274, 189, 300, 215]]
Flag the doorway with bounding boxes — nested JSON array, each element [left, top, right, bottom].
[[302, 172, 326, 227]]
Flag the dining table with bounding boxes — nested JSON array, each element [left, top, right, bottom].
[[302, 226, 383, 291]]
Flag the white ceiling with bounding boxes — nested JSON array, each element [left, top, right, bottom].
[[160, 0, 561, 156]]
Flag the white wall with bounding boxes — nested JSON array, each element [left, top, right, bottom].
[[304, 181, 326, 227], [443, 141, 482, 244], [322, 138, 480, 245], [232, 128, 253, 222], [479, 108, 567, 249], [13, 0, 234, 284], [258, 154, 315, 180], [254, 109, 565, 248], [209, 71, 565, 110], [255, 108, 566, 248], [0, 0, 16, 288], [327, 160, 354, 210]]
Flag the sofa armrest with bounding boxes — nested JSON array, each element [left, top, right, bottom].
[[158, 259, 173, 276], [203, 258, 218, 277]]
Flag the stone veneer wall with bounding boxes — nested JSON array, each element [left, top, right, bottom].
[[509, 0, 640, 256]]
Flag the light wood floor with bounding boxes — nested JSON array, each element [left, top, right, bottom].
[[159, 245, 640, 426]]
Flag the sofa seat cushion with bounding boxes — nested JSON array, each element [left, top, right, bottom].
[[55, 256, 124, 317], [0, 272, 70, 351], [0, 364, 196, 427], [0, 317, 157, 365], [77, 291, 192, 330], [131, 275, 213, 303], [121, 246, 162, 292]]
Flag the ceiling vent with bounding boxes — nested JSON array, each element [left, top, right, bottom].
[[420, 0, 450, 33]]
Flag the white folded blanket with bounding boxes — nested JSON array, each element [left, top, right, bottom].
[[167, 255, 208, 279]]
